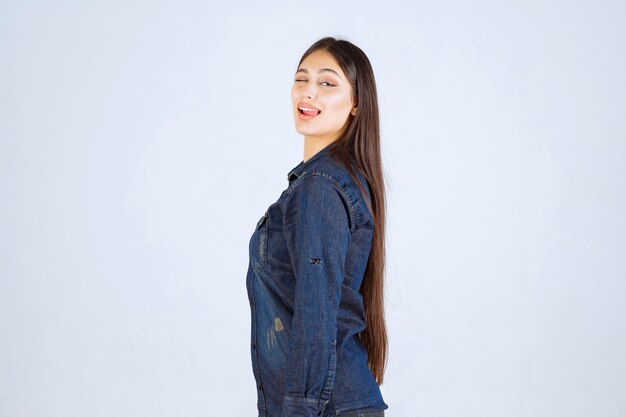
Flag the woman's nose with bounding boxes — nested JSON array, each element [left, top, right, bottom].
[[301, 84, 316, 99]]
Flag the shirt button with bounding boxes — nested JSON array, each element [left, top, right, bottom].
[[257, 384, 262, 391], [252, 343, 256, 350]]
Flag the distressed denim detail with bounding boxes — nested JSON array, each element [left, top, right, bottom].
[[256, 210, 269, 265], [333, 411, 385, 417], [247, 143, 388, 417]]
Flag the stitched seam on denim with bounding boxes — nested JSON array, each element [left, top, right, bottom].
[[333, 400, 386, 414], [311, 170, 358, 233], [281, 172, 357, 233], [334, 411, 384, 417], [284, 395, 320, 405]]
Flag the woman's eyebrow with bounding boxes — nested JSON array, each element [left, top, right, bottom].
[[295, 68, 342, 80]]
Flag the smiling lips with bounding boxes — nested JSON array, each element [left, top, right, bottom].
[[297, 102, 321, 119]]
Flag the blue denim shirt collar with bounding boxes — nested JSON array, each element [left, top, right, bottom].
[[287, 142, 333, 184]]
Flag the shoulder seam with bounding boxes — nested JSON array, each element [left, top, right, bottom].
[[282, 171, 357, 233]]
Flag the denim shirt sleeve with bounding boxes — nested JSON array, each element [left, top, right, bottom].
[[281, 174, 352, 417]]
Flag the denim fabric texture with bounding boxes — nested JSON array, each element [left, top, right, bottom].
[[246, 143, 388, 417], [333, 412, 385, 417]]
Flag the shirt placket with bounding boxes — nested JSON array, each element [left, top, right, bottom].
[[246, 263, 267, 415]]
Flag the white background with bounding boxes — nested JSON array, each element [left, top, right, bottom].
[[1, 1, 625, 416]]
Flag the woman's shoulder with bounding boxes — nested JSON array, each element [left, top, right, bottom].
[[285, 159, 372, 232]]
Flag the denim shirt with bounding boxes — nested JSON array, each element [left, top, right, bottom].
[[246, 143, 388, 417]]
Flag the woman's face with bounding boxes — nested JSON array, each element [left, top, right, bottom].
[[291, 49, 356, 142]]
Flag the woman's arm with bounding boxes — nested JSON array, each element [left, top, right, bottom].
[[281, 174, 352, 417]]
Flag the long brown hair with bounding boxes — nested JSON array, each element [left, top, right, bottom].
[[295, 37, 388, 384]]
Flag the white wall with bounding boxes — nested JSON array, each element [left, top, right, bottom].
[[1, 1, 625, 416]]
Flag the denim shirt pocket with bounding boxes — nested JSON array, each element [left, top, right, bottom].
[[256, 210, 269, 265]]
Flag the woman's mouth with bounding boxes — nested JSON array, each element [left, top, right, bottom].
[[298, 105, 321, 120]]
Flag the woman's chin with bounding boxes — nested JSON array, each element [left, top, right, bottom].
[[294, 124, 318, 136]]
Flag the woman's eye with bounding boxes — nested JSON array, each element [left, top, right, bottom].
[[294, 79, 335, 87]]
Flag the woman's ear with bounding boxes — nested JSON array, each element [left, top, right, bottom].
[[351, 106, 357, 116]]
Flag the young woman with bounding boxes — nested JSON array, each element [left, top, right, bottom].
[[246, 36, 389, 417]]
